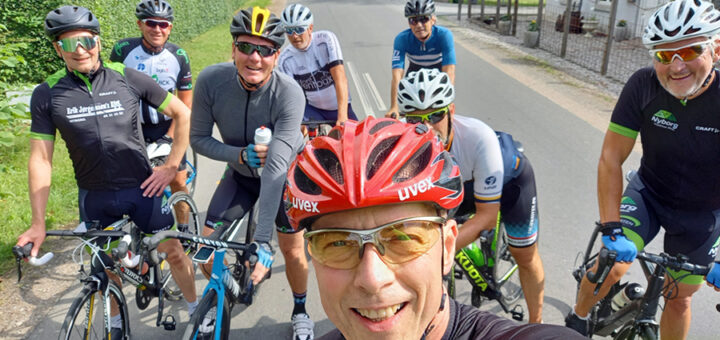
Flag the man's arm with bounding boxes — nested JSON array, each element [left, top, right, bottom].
[[17, 139, 54, 256], [441, 64, 456, 84], [456, 202, 500, 249], [164, 89, 193, 139], [141, 95, 190, 196], [329, 64, 349, 124], [597, 130, 635, 223], [386, 68, 404, 117]]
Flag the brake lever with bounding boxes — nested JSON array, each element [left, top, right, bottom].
[[12, 243, 33, 282]]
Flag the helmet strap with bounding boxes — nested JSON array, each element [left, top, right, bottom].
[[444, 115, 454, 151], [680, 67, 715, 105]]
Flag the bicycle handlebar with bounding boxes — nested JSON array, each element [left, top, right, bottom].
[[301, 120, 336, 127], [143, 230, 252, 265], [586, 248, 616, 295]]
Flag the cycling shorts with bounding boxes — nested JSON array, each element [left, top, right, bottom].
[[205, 166, 290, 231], [455, 160, 539, 248], [303, 103, 358, 122], [621, 174, 720, 284], [78, 187, 174, 234]]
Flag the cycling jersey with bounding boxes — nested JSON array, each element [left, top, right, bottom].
[[110, 37, 192, 141], [278, 30, 351, 111], [318, 298, 584, 339], [450, 115, 537, 247], [449, 115, 524, 203], [191, 63, 305, 243], [30, 61, 173, 191], [610, 67, 720, 210], [391, 25, 455, 70]]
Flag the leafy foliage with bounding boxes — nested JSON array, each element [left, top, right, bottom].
[[0, 0, 249, 84]]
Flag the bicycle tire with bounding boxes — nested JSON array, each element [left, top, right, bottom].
[[183, 289, 230, 340], [59, 281, 130, 340], [493, 223, 523, 306]]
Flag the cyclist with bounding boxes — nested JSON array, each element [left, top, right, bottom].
[[565, 0, 720, 337], [386, 0, 456, 118], [278, 3, 358, 127], [189, 5, 304, 317], [284, 117, 583, 339], [110, 0, 193, 231], [15, 5, 197, 335], [397, 68, 545, 324]]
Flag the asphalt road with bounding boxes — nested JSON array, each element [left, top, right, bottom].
[[26, 0, 719, 339]]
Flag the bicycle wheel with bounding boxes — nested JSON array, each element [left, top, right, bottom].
[[183, 289, 230, 340], [493, 223, 523, 306], [59, 281, 130, 340], [168, 192, 202, 253]]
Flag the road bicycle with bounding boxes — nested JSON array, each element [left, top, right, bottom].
[[13, 192, 201, 340], [143, 218, 260, 340], [447, 214, 525, 321], [572, 222, 719, 339]]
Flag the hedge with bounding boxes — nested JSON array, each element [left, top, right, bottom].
[[0, 0, 247, 85]]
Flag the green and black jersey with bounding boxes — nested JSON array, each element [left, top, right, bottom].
[[30, 61, 173, 191], [610, 67, 720, 210]]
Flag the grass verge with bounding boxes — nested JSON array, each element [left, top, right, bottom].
[[0, 0, 270, 276]]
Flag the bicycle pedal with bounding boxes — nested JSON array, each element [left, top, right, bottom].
[[510, 304, 524, 321], [162, 314, 176, 331]]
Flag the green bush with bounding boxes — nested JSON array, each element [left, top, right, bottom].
[[0, 0, 248, 85]]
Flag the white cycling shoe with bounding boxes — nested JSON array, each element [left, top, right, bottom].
[[291, 313, 314, 340]]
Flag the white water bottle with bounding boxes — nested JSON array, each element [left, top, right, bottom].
[[254, 126, 272, 175]]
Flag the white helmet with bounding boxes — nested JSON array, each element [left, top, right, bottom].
[[643, 0, 720, 48], [281, 3, 313, 27], [397, 68, 455, 113]]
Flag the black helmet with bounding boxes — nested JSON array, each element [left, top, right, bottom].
[[135, 0, 174, 22], [44, 5, 100, 41], [405, 0, 436, 17], [230, 6, 285, 48]]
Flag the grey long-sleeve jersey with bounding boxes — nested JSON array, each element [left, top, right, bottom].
[[190, 62, 305, 243]]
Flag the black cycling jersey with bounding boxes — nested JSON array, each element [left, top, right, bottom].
[[318, 299, 584, 339], [110, 37, 192, 141], [610, 67, 720, 210], [30, 61, 173, 190]]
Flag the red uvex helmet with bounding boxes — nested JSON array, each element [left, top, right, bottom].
[[285, 117, 463, 229]]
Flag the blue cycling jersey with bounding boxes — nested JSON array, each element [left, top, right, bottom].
[[391, 25, 456, 70]]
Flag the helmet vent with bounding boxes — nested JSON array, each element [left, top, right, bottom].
[[369, 120, 396, 134], [295, 167, 322, 195], [367, 136, 400, 180], [684, 8, 695, 26], [393, 141, 431, 183], [314, 148, 344, 185]]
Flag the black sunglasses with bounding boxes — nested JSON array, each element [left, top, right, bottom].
[[142, 19, 171, 29], [234, 41, 277, 57], [408, 16, 431, 25]]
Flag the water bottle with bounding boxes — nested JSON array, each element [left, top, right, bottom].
[[611, 282, 645, 311], [254, 126, 272, 175]]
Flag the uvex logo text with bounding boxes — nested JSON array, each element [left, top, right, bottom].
[[292, 197, 320, 213], [398, 177, 434, 201]]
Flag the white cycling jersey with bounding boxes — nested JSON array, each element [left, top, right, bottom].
[[277, 30, 350, 111], [449, 115, 504, 203]]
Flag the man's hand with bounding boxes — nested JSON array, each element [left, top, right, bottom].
[[707, 262, 720, 292], [141, 163, 177, 197], [600, 222, 637, 262], [249, 242, 274, 285], [17, 226, 46, 258], [385, 108, 400, 119], [241, 144, 268, 168]]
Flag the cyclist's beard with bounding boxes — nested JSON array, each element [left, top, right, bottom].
[[659, 68, 713, 100]]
